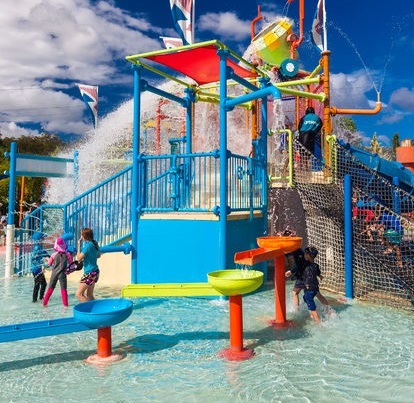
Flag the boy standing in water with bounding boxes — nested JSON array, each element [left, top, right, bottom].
[[302, 246, 323, 323], [285, 247, 331, 310]]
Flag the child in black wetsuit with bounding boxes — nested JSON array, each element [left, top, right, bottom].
[[30, 244, 50, 302], [43, 237, 73, 307], [285, 247, 331, 311], [302, 246, 323, 323]]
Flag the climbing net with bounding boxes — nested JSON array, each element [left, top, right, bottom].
[[293, 140, 414, 310]]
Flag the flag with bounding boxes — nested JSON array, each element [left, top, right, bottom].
[[160, 36, 184, 49], [170, 0, 194, 45], [311, 0, 327, 52], [77, 84, 98, 128]]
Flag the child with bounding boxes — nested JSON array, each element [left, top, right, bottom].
[[30, 244, 50, 302], [285, 247, 331, 310], [75, 228, 101, 302], [43, 237, 73, 307], [302, 246, 323, 323]]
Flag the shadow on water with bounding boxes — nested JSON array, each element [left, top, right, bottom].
[[0, 349, 96, 372], [0, 323, 313, 371]]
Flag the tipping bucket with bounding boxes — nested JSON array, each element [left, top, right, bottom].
[[252, 20, 297, 66]]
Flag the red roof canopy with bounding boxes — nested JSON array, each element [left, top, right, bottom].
[[133, 42, 259, 86]]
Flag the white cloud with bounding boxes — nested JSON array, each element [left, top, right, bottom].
[[0, 0, 160, 138], [330, 70, 375, 108], [197, 12, 251, 42], [389, 87, 414, 111]]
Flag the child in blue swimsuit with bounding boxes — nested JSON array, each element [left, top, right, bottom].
[[302, 246, 322, 323]]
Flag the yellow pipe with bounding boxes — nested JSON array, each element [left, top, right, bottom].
[[18, 176, 25, 226], [196, 92, 252, 109], [277, 87, 325, 102], [275, 76, 321, 88], [322, 51, 332, 163], [268, 129, 294, 187], [308, 64, 323, 79]]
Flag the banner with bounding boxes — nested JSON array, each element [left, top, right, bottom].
[[77, 84, 98, 128], [160, 36, 184, 49], [311, 0, 327, 52], [170, 0, 194, 45]]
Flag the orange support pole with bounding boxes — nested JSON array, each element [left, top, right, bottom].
[[97, 326, 112, 358], [270, 255, 293, 328], [219, 294, 255, 361], [229, 294, 243, 352]]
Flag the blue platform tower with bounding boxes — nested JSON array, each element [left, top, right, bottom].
[[126, 41, 281, 284]]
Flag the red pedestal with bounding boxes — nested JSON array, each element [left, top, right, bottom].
[[219, 294, 255, 361], [85, 326, 126, 365], [268, 255, 294, 328]]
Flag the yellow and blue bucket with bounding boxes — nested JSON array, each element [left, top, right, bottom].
[[252, 20, 298, 66]]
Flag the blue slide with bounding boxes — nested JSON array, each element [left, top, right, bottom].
[[339, 141, 414, 192]]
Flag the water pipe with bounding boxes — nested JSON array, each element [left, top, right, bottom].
[[288, 0, 305, 59], [250, 5, 263, 40], [225, 84, 281, 110], [100, 242, 132, 255], [329, 93, 382, 116], [274, 76, 320, 88], [155, 99, 168, 155], [268, 129, 294, 187], [320, 50, 382, 167], [275, 86, 325, 102]]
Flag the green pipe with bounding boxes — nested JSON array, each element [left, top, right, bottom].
[[277, 86, 325, 102], [275, 76, 320, 87]]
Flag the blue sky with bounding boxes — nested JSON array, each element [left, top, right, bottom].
[[0, 0, 413, 147]]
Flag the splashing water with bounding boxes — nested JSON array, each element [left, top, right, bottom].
[[45, 78, 286, 204], [329, 22, 380, 93]]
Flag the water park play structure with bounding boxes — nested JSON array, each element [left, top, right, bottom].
[[2, 0, 414, 370]]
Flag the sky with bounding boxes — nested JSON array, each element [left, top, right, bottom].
[[0, 0, 414, 147]]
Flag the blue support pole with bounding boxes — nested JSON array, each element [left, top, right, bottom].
[[344, 174, 354, 299], [5, 142, 17, 278], [6, 142, 17, 227], [218, 48, 229, 270], [184, 88, 194, 154], [392, 176, 401, 214], [259, 78, 270, 232], [131, 66, 141, 284]]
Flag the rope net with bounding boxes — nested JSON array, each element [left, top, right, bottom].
[[273, 139, 414, 310]]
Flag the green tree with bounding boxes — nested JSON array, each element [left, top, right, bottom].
[[334, 116, 361, 146], [392, 133, 400, 160]]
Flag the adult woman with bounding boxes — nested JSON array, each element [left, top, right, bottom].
[[75, 228, 101, 302]]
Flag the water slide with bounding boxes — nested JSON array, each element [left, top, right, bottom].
[[340, 141, 414, 192]]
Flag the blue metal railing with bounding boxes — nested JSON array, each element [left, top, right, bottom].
[[137, 151, 264, 214], [16, 166, 133, 275], [16, 149, 265, 275]]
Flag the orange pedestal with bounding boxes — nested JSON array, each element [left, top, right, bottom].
[[85, 326, 126, 365], [269, 255, 294, 328], [219, 295, 255, 361]]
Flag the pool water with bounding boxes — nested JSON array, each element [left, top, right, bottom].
[[0, 275, 413, 403]]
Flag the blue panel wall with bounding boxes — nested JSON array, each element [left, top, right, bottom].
[[136, 215, 266, 284]]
